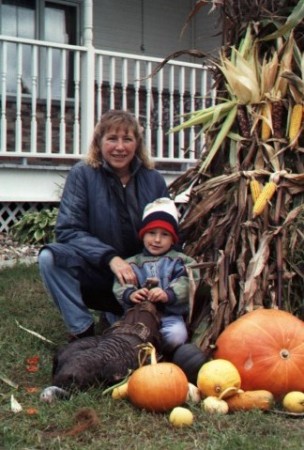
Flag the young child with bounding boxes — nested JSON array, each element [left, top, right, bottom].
[[113, 197, 199, 357]]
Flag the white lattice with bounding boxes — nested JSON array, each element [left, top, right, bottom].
[[0, 202, 58, 232]]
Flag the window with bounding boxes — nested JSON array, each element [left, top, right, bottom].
[[0, 0, 78, 97]]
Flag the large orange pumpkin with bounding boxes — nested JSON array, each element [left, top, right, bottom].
[[214, 309, 304, 399]]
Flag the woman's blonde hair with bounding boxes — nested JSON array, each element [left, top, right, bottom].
[[86, 110, 154, 169]]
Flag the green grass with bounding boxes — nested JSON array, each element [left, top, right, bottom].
[[0, 264, 303, 450]]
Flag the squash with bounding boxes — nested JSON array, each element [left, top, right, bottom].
[[226, 390, 274, 412], [282, 391, 304, 413], [197, 359, 241, 398], [172, 343, 209, 384], [169, 406, 194, 427], [127, 344, 189, 412], [202, 396, 229, 415], [214, 309, 304, 399]]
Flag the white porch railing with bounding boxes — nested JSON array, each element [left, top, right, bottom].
[[0, 34, 216, 167]]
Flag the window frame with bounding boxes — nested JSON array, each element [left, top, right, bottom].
[[0, 0, 81, 98]]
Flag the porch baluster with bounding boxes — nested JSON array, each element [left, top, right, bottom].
[[73, 51, 81, 155], [45, 47, 53, 154], [145, 61, 152, 155], [96, 55, 103, 121], [109, 57, 115, 109], [0, 41, 7, 153], [30, 45, 38, 154], [15, 44, 22, 153], [59, 50, 67, 154], [178, 67, 185, 160], [168, 65, 175, 159], [156, 70, 164, 159], [189, 68, 196, 160], [122, 58, 128, 110], [134, 61, 140, 119]]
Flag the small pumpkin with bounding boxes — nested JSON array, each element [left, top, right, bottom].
[[127, 344, 189, 412], [197, 359, 241, 398], [169, 406, 194, 427], [172, 343, 209, 384], [226, 390, 274, 412], [214, 309, 304, 399]]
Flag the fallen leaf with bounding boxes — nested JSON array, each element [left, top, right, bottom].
[[26, 365, 39, 373], [26, 408, 38, 415], [25, 386, 39, 394], [26, 356, 40, 365]]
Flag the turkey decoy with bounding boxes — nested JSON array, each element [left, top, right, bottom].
[[49, 301, 161, 392]]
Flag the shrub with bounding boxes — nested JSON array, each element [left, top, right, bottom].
[[10, 207, 58, 245]]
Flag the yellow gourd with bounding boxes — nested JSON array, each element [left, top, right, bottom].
[[197, 359, 241, 398], [282, 391, 304, 413], [169, 406, 194, 427]]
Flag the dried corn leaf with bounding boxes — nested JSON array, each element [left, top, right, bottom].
[[0, 373, 18, 389], [243, 231, 274, 308], [16, 321, 55, 345]]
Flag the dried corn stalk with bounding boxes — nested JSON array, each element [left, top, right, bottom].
[[169, 5, 304, 353]]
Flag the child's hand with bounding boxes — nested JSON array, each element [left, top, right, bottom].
[[129, 288, 149, 304], [147, 287, 168, 303]]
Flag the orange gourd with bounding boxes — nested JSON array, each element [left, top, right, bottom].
[[127, 344, 189, 412], [226, 390, 274, 412], [214, 309, 304, 399]]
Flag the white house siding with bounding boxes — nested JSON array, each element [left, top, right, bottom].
[[92, 0, 220, 60]]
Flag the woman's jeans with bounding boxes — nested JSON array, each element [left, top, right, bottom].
[[38, 248, 123, 335]]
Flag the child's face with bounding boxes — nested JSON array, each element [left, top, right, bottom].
[[143, 227, 174, 255]]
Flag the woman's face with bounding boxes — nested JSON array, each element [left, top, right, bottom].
[[101, 126, 137, 174]]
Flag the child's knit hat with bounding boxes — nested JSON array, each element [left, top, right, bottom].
[[139, 197, 179, 243]]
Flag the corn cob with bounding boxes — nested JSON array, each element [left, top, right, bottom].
[[237, 104, 251, 138], [250, 178, 262, 204], [272, 100, 285, 139], [261, 103, 272, 140], [288, 104, 303, 142], [253, 181, 277, 217]]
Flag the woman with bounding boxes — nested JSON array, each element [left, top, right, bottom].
[[39, 110, 169, 340]]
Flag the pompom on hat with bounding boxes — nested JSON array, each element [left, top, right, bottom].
[[139, 197, 179, 243]]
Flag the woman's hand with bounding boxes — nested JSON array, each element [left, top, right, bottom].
[[109, 256, 137, 285]]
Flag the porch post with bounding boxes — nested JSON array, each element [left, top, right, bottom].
[[81, 0, 95, 155]]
